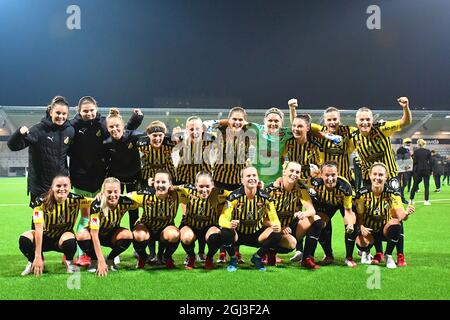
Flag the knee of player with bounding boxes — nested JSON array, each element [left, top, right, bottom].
[[164, 229, 180, 243], [60, 232, 76, 242], [117, 229, 133, 240], [133, 230, 149, 242]]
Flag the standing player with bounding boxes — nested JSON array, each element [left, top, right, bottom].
[[306, 162, 358, 267], [129, 170, 181, 269], [103, 108, 147, 231], [19, 175, 92, 276], [8, 96, 74, 210], [70, 96, 143, 266], [266, 162, 322, 269], [356, 163, 414, 268], [76, 177, 138, 276], [219, 166, 282, 272], [350, 97, 412, 266]]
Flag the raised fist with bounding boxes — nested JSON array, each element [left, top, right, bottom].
[[288, 98, 298, 108], [397, 97, 409, 108]]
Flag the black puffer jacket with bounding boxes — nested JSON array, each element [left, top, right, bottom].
[[103, 130, 148, 183], [69, 112, 143, 192], [7, 117, 75, 196]]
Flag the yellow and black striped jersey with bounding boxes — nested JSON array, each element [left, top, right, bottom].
[[312, 124, 357, 182], [219, 187, 279, 235], [129, 189, 179, 231], [32, 193, 92, 238], [213, 125, 250, 186], [282, 137, 323, 180], [89, 196, 140, 235], [178, 185, 231, 229], [307, 176, 353, 209], [139, 136, 177, 180], [177, 136, 214, 184], [350, 120, 402, 180], [265, 182, 311, 228], [355, 184, 403, 232]]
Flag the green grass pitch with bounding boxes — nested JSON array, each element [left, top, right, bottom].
[[0, 177, 449, 300]]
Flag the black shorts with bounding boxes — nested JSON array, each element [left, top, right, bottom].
[[98, 228, 122, 248], [313, 202, 343, 219], [236, 227, 267, 248], [41, 234, 63, 253]]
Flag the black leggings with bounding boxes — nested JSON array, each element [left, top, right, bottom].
[[410, 172, 430, 201]]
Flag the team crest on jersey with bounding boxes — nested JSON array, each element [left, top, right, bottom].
[[246, 212, 254, 220], [33, 210, 43, 220], [96, 130, 102, 137], [64, 137, 70, 144], [128, 143, 133, 149], [384, 202, 390, 209], [389, 179, 400, 190], [158, 207, 165, 216]]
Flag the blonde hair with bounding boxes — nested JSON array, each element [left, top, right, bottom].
[[282, 161, 302, 172], [356, 107, 373, 119], [264, 107, 284, 123], [100, 177, 121, 216], [370, 162, 388, 174], [417, 139, 426, 147], [107, 108, 123, 123]]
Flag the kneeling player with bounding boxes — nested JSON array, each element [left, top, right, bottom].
[[267, 161, 323, 269], [219, 166, 282, 272], [77, 177, 137, 276], [19, 175, 92, 276], [129, 170, 181, 269], [178, 171, 230, 269], [356, 163, 414, 269]]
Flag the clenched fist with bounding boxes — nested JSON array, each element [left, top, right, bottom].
[[397, 97, 409, 108], [288, 98, 298, 109]]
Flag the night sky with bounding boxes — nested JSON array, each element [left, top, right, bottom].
[[1, 0, 449, 109]]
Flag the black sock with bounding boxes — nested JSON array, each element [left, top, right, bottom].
[[181, 241, 196, 258], [148, 240, 156, 256], [198, 237, 206, 255], [374, 239, 383, 253], [256, 232, 283, 257], [220, 228, 236, 257], [133, 239, 149, 259], [385, 224, 401, 256], [319, 222, 333, 257], [235, 244, 241, 254], [60, 239, 77, 261], [157, 241, 166, 259], [296, 238, 304, 252], [206, 233, 222, 258], [396, 222, 405, 254], [77, 239, 97, 260], [303, 220, 324, 259], [107, 239, 132, 260], [163, 240, 180, 259], [19, 236, 35, 262], [345, 224, 359, 258], [274, 245, 295, 254]]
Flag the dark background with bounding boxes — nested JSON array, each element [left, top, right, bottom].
[[1, 0, 449, 109]]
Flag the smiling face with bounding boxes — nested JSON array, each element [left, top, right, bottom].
[[324, 111, 340, 133], [356, 110, 373, 135], [154, 172, 171, 197], [370, 165, 388, 188], [79, 102, 97, 121], [107, 117, 124, 140], [264, 113, 282, 134], [186, 119, 203, 142], [103, 182, 121, 207], [150, 132, 165, 148], [228, 110, 246, 132], [51, 176, 71, 203], [49, 104, 69, 126], [196, 175, 214, 199], [292, 117, 309, 140], [242, 167, 259, 189], [321, 165, 338, 189], [283, 162, 301, 185]]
